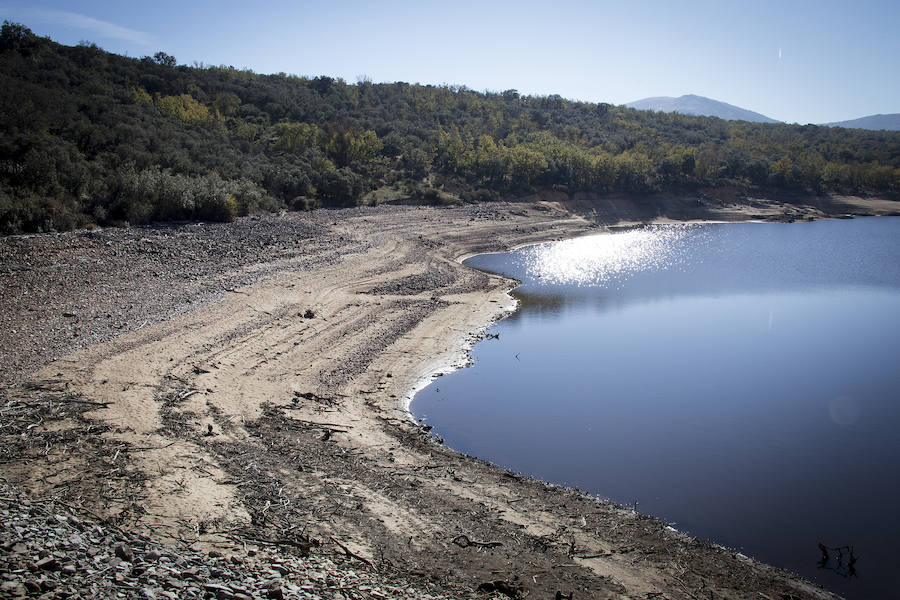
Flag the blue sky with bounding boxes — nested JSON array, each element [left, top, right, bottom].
[[2, 0, 898, 124]]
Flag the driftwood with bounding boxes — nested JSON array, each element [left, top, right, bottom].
[[451, 534, 503, 549], [330, 536, 373, 567], [56, 398, 112, 407], [291, 391, 340, 406], [228, 534, 315, 557], [289, 419, 351, 431], [575, 552, 613, 559], [477, 580, 523, 599]]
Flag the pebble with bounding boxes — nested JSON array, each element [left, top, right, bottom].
[[0, 482, 457, 599], [114, 542, 134, 562], [35, 557, 59, 571]]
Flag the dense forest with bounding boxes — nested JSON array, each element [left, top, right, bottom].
[[1, 21, 898, 234]]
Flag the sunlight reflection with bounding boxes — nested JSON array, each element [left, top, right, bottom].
[[518, 224, 702, 287]]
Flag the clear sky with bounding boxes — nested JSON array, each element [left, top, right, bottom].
[[2, 0, 898, 124]]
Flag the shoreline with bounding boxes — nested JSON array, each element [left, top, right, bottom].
[[409, 215, 898, 599], [402, 214, 822, 419], [4, 197, 893, 598], [400, 249, 529, 416]]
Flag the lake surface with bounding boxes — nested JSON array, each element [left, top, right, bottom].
[[410, 217, 900, 599]]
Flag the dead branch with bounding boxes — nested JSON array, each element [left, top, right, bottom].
[[290, 419, 351, 431], [126, 442, 177, 452], [451, 534, 503, 549], [330, 536, 374, 567], [54, 398, 113, 407]]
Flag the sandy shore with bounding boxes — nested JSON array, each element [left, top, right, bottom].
[[4, 196, 895, 598]]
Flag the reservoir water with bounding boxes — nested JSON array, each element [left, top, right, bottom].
[[410, 217, 900, 599]]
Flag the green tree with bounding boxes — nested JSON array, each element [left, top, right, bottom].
[[473, 135, 505, 183], [591, 153, 617, 190], [0, 21, 39, 53], [770, 156, 794, 187], [153, 51, 176, 67], [506, 146, 547, 186], [347, 130, 383, 164], [157, 94, 213, 124], [270, 122, 318, 154], [403, 147, 430, 179], [213, 92, 241, 117]]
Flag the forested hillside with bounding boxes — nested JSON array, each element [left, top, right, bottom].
[[1, 22, 898, 234]]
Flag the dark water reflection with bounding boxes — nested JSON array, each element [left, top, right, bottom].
[[411, 218, 900, 599]]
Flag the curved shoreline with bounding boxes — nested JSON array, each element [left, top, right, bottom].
[[6, 198, 893, 598], [410, 229, 616, 417], [410, 217, 899, 599], [400, 247, 536, 416]]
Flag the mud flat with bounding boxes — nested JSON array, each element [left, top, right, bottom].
[[4, 197, 893, 598]]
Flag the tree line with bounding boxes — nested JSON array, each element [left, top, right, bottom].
[[1, 21, 897, 234]]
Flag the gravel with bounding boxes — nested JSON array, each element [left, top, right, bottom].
[[0, 482, 458, 600], [0, 213, 362, 388]]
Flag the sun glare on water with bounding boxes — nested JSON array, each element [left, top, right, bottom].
[[518, 224, 701, 287]]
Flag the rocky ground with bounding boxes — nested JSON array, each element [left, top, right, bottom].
[[0, 212, 356, 387], [3, 196, 895, 599], [0, 482, 456, 599]]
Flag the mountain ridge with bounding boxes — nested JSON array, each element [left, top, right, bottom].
[[823, 114, 900, 131], [625, 94, 780, 123]]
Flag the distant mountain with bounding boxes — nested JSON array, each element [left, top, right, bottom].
[[625, 94, 780, 123], [823, 114, 900, 131]]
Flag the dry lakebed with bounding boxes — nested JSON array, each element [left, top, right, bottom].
[[3, 195, 897, 599]]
